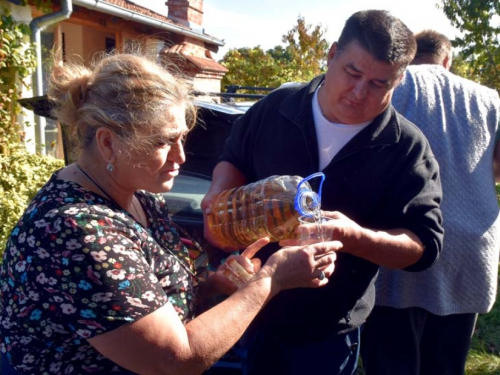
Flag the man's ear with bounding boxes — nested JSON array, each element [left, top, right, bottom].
[[443, 53, 452, 71], [327, 42, 339, 65], [394, 71, 405, 87], [95, 127, 117, 164]]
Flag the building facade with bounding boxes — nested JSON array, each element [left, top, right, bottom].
[[6, 0, 228, 157]]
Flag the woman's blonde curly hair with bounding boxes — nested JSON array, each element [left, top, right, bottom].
[[48, 53, 196, 155]]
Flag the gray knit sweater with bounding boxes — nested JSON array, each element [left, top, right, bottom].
[[376, 65, 500, 314]]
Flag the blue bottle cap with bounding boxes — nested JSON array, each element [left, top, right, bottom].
[[294, 172, 325, 217]]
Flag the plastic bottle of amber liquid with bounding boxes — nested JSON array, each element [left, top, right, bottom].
[[207, 173, 325, 249]]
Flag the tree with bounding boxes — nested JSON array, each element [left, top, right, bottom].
[[219, 46, 288, 90], [450, 52, 481, 82], [220, 16, 330, 90], [439, 0, 500, 91], [282, 16, 330, 82]]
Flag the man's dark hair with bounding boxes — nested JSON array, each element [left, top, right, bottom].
[[413, 30, 452, 65], [337, 10, 416, 67]]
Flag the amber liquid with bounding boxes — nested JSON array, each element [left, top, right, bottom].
[[207, 176, 304, 248]]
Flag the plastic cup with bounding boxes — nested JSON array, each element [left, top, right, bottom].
[[297, 216, 334, 245]]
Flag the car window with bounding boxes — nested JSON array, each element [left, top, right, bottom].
[[182, 101, 249, 177], [163, 172, 212, 217]]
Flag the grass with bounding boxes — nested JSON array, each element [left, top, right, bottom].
[[466, 264, 500, 375], [461, 185, 500, 374], [355, 265, 500, 375], [446, 186, 500, 374]]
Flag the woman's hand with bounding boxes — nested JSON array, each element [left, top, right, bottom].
[[208, 237, 269, 295], [259, 241, 341, 292]]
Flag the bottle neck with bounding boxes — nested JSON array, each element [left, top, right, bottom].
[[295, 189, 321, 217]]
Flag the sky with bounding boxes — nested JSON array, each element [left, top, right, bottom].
[[132, 0, 460, 60]]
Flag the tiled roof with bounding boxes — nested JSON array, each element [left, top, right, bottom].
[[92, 1, 227, 73], [104, 0, 189, 31], [99, 1, 221, 43], [183, 54, 228, 73], [163, 43, 228, 73]]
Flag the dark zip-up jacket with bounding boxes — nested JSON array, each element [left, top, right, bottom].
[[220, 75, 444, 341]]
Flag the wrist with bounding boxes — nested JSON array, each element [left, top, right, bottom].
[[254, 265, 280, 298], [341, 226, 368, 256]]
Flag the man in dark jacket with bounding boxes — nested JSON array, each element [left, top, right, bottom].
[[202, 10, 444, 375]]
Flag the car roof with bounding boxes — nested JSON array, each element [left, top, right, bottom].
[[193, 100, 249, 115], [18, 95, 258, 170]]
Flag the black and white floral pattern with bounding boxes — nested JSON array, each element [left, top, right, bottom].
[[0, 172, 195, 374]]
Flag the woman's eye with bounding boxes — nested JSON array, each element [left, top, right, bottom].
[[156, 140, 169, 147], [155, 133, 187, 148], [168, 137, 180, 145]]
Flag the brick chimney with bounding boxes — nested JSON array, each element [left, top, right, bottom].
[[166, 0, 203, 28]]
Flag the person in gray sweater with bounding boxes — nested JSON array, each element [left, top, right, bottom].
[[362, 30, 500, 375]]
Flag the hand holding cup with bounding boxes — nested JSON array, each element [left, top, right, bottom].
[[296, 215, 335, 244]]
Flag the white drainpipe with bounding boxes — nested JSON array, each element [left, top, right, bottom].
[[30, 0, 73, 155]]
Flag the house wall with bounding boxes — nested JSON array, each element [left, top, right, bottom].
[[61, 23, 112, 65], [55, 2, 226, 95], [60, 23, 84, 62], [7, 0, 226, 158], [82, 27, 108, 64], [193, 75, 222, 96]]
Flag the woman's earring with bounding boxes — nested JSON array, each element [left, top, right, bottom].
[[107, 163, 115, 173]]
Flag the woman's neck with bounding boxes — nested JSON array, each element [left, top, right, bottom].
[[77, 161, 148, 227]]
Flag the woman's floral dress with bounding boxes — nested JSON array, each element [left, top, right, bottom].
[[0, 172, 196, 374]]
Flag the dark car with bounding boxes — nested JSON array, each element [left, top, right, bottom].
[[182, 100, 247, 176]]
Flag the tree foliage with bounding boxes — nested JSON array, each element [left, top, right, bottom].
[[220, 16, 329, 91], [439, 0, 500, 91], [0, 7, 37, 151], [0, 2, 64, 255], [282, 16, 330, 82], [0, 149, 63, 251], [449, 52, 482, 82], [219, 47, 289, 89]]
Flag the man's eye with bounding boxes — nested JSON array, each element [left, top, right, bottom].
[[371, 81, 388, 90]]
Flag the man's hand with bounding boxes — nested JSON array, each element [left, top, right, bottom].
[[202, 161, 247, 252]]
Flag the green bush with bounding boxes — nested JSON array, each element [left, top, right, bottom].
[[0, 146, 64, 253]]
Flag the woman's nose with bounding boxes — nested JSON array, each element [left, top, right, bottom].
[[170, 139, 186, 165]]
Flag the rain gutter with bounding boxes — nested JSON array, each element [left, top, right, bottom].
[[30, 0, 73, 154], [72, 0, 224, 46]]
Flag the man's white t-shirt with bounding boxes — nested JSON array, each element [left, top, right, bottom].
[[312, 87, 371, 170]]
